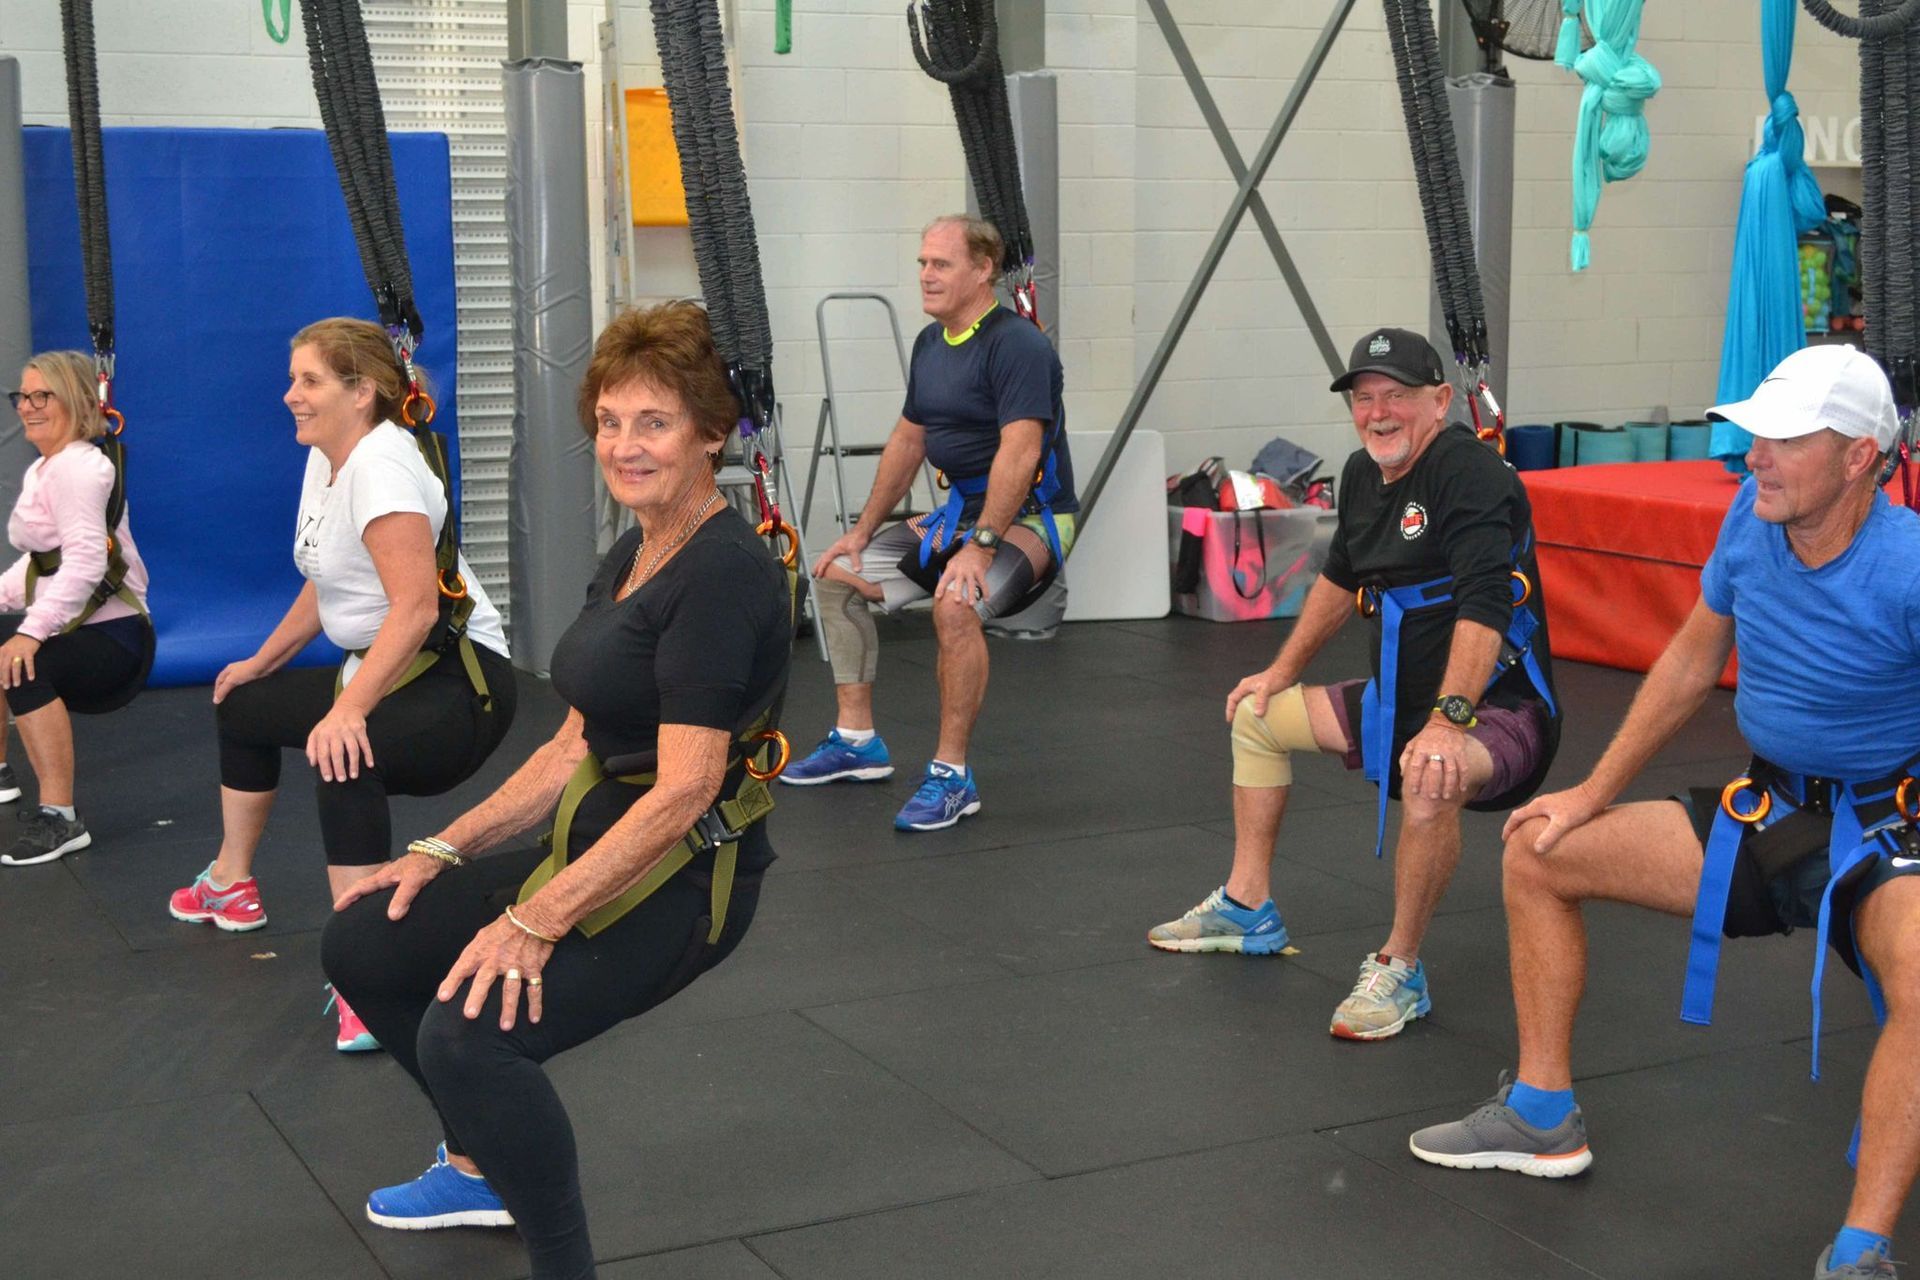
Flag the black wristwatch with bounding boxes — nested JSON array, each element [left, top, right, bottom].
[[1432, 695, 1479, 728], [971, 526, 1004, 551]]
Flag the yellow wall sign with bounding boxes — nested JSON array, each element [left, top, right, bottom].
[[626, 88, 689, 226]]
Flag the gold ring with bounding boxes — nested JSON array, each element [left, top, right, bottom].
[[527, 976, 543, 988], [505, 969, 522, 982]]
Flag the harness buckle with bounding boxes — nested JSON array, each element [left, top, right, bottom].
[[1800, 776, 1834, 816], [1720, 776, 1772, 825], [691, 806, 746, 854]]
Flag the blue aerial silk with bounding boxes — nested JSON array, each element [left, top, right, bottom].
[[1711, 0, 1829, 471], [1559, 0, 1661, 271]]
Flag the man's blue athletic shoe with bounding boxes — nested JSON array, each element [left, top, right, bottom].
[[1147, 887, 1291, 955], [779, 730, 895, 785], [893, 761, 981, 831], [366, 1143, 515, 1230]]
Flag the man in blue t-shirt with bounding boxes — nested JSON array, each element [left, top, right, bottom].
[[784, 214, 1078, 832], [1409, 345, 1920, 1280]]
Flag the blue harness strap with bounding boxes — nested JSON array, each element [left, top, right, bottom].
[[1357, 542, 1553, 857], [1680, 766, 1902, 1082], [916, 436, 1068, 570]]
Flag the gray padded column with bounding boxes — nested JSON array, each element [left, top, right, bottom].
[[504, 58, 597, 676]]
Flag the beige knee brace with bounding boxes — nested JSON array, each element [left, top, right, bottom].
[[1230, 683, 1316, 788], [814, 573, 880, 685]]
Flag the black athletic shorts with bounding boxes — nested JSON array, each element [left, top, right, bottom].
[[1678, 789, 1920, 978]]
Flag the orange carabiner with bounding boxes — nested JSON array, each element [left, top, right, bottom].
[[104, 407, 126, 437], [1720, 777, 1771, 825], [1477, 425, 1506, 456], [744, 729, 791, 781], [1510, 569, 1533, 607], [1898, 776, 1920, 825], [1354, 586, 1377, 619], [935, 470, 950, 491], [437, 568, 468, 601], [757, 519, 798, 568], [401, 390, 437, 427]]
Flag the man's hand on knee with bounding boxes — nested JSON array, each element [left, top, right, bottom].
[[1225, 667, 1292, 723], [813, 528, 870, 577], [1502, 784, 1604, 854]]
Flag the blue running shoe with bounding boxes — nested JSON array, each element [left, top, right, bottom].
[[780, 729, 895, 786], [1147, 887, 1291, 955], [893, 762, 981, 831], [366, 1143, 515, 1230]]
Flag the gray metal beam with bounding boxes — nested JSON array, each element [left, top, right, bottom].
[[1145, 0, 1344, 385], [1075, 0, 1359, 528], [0, 59, 30, 520], [995, 0, 1045, 73]]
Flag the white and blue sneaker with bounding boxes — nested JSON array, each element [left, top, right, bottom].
[[366, 1143, 515, 1230], [780, 729, 895, 785], [893, 761, 981, 831], [1330, 952, 1431, 1040], [1147, 887, 1292, 955]]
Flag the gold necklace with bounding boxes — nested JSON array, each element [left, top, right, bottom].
[[623, 490, 721, 596]]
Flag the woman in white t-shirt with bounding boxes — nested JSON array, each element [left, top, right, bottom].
[[167, 318, 517, 1052], [0, 351, 154, 867]]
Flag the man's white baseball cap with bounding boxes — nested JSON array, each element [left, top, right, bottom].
[[1707, 344, 1899, 452]]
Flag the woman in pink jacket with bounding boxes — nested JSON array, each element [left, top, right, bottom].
[[0, 351, 153, 866]]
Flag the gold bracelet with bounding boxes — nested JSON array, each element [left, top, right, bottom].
[[405, 837, 467, 867], [503, 903, 562, 944]]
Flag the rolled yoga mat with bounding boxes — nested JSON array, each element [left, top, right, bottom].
[[1573, 423, 1634, 465], [1625, 421, 1669, 461], [1507, 423, 1557, 471], [1556, 421, 1598, 467], [1668, 418, 1712, 461]]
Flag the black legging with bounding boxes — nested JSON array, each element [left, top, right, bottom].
[[0, 612, 149, 716], [216, 644, 517, 863], [321, 845, 760, 1280]]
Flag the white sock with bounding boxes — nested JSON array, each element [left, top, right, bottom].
[[933, 758, 967, 774], [43, 803, 75, 821], [835, 726, 875, 744]]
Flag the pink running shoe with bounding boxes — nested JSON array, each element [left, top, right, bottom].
[[325, 984, 381, 1053], [168, 862, 267, 932]]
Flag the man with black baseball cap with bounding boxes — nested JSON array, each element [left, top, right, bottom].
[[1149, 326, 1561, 1043], [1409, 344, 1920, 1280]]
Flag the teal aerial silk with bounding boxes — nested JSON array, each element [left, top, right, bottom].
[[1711, 0, 1829, 471], [1559, 0, 1661, 271]]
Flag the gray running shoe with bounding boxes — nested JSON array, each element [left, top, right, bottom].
[[1409, 1071, 1593, 1178], [1, 806, 91, 866], [1816, 1245, 1900, 1278]]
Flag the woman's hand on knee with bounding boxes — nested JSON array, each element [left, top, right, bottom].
[[307, 704, 375, 782], [0, 634, 40, 689], [439, 915, 555, 1031], [212, 656, 264, 704], [333, 850, 444, 919]]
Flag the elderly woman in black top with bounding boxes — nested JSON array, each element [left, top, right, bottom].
[[322, 301, 790, 1280]]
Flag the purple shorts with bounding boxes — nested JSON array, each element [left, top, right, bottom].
[[1327, 678, 1549, 809]]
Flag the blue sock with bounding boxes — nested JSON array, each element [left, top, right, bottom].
[[1831, 1227, 1890, 1269], [1507, 1080, 1575, 1130]]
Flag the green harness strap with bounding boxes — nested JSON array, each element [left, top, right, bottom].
[[335, 633, 491, 705], [517, 731, 779, 941]]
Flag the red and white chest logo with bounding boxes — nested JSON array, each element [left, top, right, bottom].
[[1400, 502, 1429, 540]]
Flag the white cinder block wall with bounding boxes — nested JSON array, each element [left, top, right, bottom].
[[2, 0, 1867, 507]]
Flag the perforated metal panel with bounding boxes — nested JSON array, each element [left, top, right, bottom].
[[364, 3, 514, 629]]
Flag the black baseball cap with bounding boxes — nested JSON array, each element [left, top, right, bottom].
[[1329, 327, 1447, 392]]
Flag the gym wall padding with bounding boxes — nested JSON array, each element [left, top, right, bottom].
[[22, 126, 459, 687]]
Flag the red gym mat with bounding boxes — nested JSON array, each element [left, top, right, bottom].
[[1522, 461, 1745, 688]]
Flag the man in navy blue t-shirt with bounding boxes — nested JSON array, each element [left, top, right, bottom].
[[1410, 344, 1920, 1280], [783, 215, 1078, 832]]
